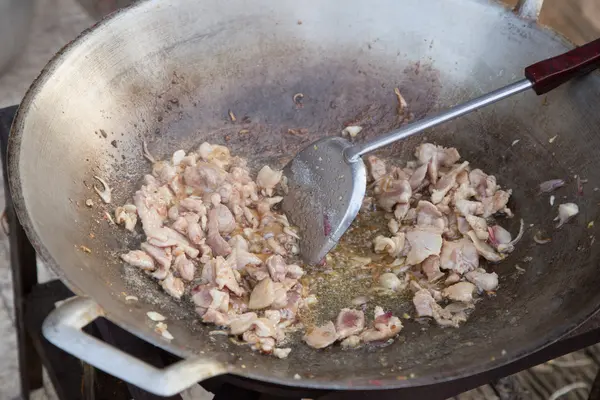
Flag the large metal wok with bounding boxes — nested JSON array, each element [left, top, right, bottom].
[[8, 0, 600, 396]]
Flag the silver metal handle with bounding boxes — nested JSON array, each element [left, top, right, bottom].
[[42, 296, 229, 397], [344, 79, 533, 161]]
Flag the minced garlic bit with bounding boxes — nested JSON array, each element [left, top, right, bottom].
[[147, 311, 166, 321], [555, 203, 579, 228], [341, 126, 363, 138]]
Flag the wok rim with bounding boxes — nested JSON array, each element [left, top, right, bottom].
[[7, 0, 600, 391]]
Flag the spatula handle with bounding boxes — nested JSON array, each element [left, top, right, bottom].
[[345, 38, 600, 162], [525, 38, 600, 95]]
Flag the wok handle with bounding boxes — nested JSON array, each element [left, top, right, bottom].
[[525, 38, 600, 95], [42, 296, 229, 397]]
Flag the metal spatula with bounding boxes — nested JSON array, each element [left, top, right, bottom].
[[282, 38, 600, 264]]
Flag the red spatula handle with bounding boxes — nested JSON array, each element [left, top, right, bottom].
[[525, 38, 600, 95]]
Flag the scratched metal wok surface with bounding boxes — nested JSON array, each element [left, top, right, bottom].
[[7, 0, 600, 390]]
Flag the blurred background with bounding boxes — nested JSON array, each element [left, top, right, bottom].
[[1, 0, 600, 106], [0, 0, 599, 399]]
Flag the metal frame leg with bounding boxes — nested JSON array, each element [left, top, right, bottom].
[[0, 106, 43, 399]]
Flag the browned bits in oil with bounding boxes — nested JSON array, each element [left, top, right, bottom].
[[79, 245, 92, 254], [228, 109, 237, 122], [288, 128, 308, 136]]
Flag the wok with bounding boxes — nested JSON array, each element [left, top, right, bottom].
[[8, 0, 600, 395]]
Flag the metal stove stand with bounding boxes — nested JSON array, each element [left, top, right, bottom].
[[3, 105, 600, 400]]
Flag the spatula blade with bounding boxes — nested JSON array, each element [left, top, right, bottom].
[[281, 137, 366, 264]]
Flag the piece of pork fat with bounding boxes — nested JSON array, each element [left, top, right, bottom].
[[206, 207, 232, 256], [469, 169, 498, 199], [121, 250, 155, 271], [229, 312, 259, 335], [465, 231, 504, 262], [455, 199, 484, 217], [198, 142, 232, 169], [430, 161, 469, 204], [246, 263, 270, 281], [140, 242, 172, 270], [265, 255, 287, 282], [213, 256, 245, 296], [466, 269, 499, 292], [421, 255, 445, 282], [376, 179, 411, 212], [256, 166, 282, 196], [415, 143, 461, 184], [303, 321, 338, 349], [335, 308, 365, 339], [208, 287, 230, 313], [192, 285, 230, 313], [373, 234, 405, 257], [452, 182, 478, 205], [481, 190, 512, 217], [171, 216, 188, 235], [183, 162, 227, 193], [147, 227, 199, 259], [405, 228, 443, 265], [413, 289, 469, 328], [179, 197, 207, 215], [490, 219, 524, 253], [173, 253, 195, 281], [366, 156, 387, 182], [443, 282, 476, 303], [202, 309, 230, 326], [133, 187, 168, 236], [249, 278, 275, 310], [152, 161, 177, 184], [115, 205, 138, 231], [213, 204, 236, 234], [416, 200, 445, 232], [413, 289, 436, 317], [270, 283, 288, 310], [409, 163, 428, 190], [228, 248, 262, 270], [439, 238, 479, 274], [465, 215, 489, 240], [186, 215, 204, 244], [160, 273, 185, 299], [360, 306, 403, 342]]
